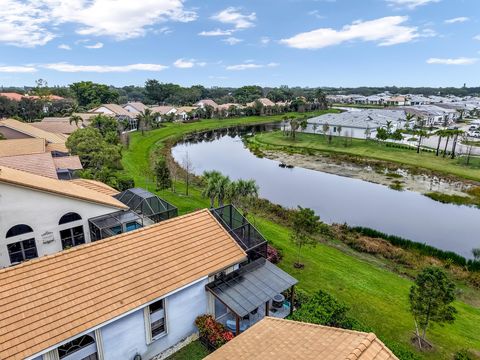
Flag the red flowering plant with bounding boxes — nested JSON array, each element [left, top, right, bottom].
[[267, 244, 282, 264], [195, 314, 234, 348]]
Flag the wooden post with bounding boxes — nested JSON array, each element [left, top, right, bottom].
[[235, 315, 240, 336], [289, 285, 295, 316], [265, 300, 269, 316]]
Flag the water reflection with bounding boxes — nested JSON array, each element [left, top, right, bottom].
[[172, 125, 480, 258]]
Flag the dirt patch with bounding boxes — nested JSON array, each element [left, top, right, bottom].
[[262, 150, 473, 196]]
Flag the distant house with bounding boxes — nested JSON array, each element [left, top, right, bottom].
[[31, 118, 85, 135], [89, 104, 137, 131], [123, 102, 149, 114], [401, 105, 459, 126], [206, 317, 398, 360], [0, 92, 24, 101], [195, 99, 219, 109], [247, 98, 275, 107], [150, 105, 178, 122], [387, 96, 407, 106]]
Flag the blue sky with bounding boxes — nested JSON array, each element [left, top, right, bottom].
[[0, 0, 479, 88]]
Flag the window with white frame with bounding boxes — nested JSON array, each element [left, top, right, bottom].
[[57, 334, 98, 360], [59, 213, 85, 250], [148, 299, 167, 340]]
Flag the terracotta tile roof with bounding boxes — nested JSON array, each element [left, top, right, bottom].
[[0, 92, 24, 101], [150, 105, 176, 115], [247, 98, 275, 107], [31, 120, 81, 134], [196, 99, 219, 108], [90, 104, 133, 117], [53, 155, 83, 170], [206, 318, 398, 360], [0, 153, 58, 178], [70, 179, 119, 196], [46, 142, 69, 153], [124, 102, 148, 113], [0, 138, 46, 157], [0, 119, 67, 143], [0, 209, 246, 360], [0, 165, 127, 209]]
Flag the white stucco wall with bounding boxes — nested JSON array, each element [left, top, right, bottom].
[[100, 278, 209, 360], [0, 183, 121, 267]]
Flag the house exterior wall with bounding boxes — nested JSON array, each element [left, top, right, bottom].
[[100, 278, 209, 360], [123, 105, 140, 114], [0, 183, 120, 267]]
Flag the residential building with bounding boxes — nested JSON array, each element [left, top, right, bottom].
[[401, 105, 459, 126], [0, 165, 128, 267], [387, 96, 407, 106], [123, 102, 149, 114], [150, 105, 178, 122], [31, 118, 86, 135], [195, 99, 219, 109], [0, 137, 83, 179], [0, 210, 246, 360], [89, 104, 137, 131], [206, 317, 398, 360], [0, 92, 25, 101], [0, 118, 67, 144], [246, 98, 275, 107], [308, 109, 406, 139]]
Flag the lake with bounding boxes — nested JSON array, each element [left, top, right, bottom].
[[172, 125, 480, 258]]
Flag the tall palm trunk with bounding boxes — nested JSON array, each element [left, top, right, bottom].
[[443, 136, 450, 158], [451, 134, 459, 159], [435, 136, 442, 156], [417, 134, 423, 154]]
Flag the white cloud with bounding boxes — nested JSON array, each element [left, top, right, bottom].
[[308, 10, 325, 19], [0, 0, 197, 47], [222, 37, 243, 45], [211, 7, 256, 29], [260, 37, 270, 45], [444, 17, 469, 24], [58, 44, 72, 50], [198, 29, 233, 36], [474, 34, 480, 41], [0, 0, 55, 47], [280, 16, 419, 49], [173, 58, 207, 68], [386, 0, 440, 9], [0, 65, 37, 73], [226, 62, 278, 71], [42, 62, 168, 72], [426, 57, 478, 65], [84, 42, 103, 49]]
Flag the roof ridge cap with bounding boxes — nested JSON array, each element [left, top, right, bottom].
[[346, 333, 377, 360]]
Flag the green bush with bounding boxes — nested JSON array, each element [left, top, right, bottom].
[[114, 174, 135, 191], [454, 349, 474, 360]]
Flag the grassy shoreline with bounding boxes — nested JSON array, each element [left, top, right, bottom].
[[121, 116, 480, 360], [248, 131, 480, 183]]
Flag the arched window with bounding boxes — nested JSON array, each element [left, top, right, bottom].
[[6, 224, 33, 238], [57, 334, 97, 359], [59, 212, 82, 225]]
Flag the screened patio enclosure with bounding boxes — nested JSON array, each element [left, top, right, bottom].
[[88, 210, 144, 241], [206, 258, 298, 335], [210, 205, 267, 261], [114, 188, 178, 223]]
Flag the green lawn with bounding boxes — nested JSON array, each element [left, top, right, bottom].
[[255, 218, 480, 360], [165, 341, 209, 360], [121, 115, 480, 360], [250, 131, 480, 182]]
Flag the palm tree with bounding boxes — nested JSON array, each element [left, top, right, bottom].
[[405, 112, 415, 129], [290, 118, 300, 140], [136, 108, 156, 135], [69, 114, 83, 128], [442, 130, 452, 158], [450, 130, 464, 159], [215, 175, 231, 207], [202, 171, 222, 208], [228, 179, 259, 218], [385, 120, 393, 134], [435, 129, 446, 156], [415, 129, 429, 154]]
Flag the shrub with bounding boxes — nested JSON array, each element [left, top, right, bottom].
[[291, 290, 364, 331], [195, 315, 234, 349], [454, 349, 474, 360], [115, 174, 135, 191], [267, 244, 282, 264]]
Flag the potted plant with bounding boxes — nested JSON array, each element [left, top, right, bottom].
[[195, 314, 234, 351]]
